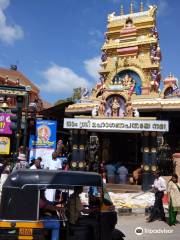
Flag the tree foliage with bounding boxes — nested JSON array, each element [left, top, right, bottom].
[[54, 87, 82, 106]]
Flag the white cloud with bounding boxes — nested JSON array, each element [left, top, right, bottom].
[[39, 64, 91, 95], [157, 0, 169, 16], [0, 0, 24, 44], [40, 56, 101, 97], [84, 56, 101, 82]]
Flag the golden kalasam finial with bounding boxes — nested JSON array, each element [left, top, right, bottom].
[[140, 1, 144, 12], [130, 1, 134, 14], [120, 4, 124, 16]]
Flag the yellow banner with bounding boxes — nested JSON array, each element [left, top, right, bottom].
[[0, 137, 10, 154]]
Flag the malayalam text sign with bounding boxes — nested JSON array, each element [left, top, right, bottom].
[[63, 118, 169, 132]]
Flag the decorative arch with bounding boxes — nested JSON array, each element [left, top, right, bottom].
[[161, 84, 179, 98], [164, 86, 173, 98], [107, 66, 145, 89], [110, 69, 142, 95]]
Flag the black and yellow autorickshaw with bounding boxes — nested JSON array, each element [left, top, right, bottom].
[[0, 170, 125, 240]]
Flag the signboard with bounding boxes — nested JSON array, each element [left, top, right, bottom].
[[64, 118, 169, 132], [29, 120, 57, 166], [0, 85, 27, 96], [0, 113, 12, 134], [0, 89, 27, 96], [0, 136, 10, 154]]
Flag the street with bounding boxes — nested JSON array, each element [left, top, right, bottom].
[[116, 215, 180, 240]]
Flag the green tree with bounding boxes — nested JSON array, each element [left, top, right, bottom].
[[54, 87, 82, 106], [70, 87, 82, 102]]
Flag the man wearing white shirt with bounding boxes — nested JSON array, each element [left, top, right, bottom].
[[147, 170, 166, 222], [30, 158, 41, 169], [45, 152, 61, 201]]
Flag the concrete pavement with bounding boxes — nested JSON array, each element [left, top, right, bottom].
[[116, 215, 180, 240]]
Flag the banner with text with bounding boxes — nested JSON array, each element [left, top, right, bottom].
[[29, 120, 57, 166], [0, 136, 10, 154], [64, 118, 169, 132], [0, 113, 12, 135]]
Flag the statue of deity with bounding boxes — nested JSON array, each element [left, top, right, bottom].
[[81, 87, 89, 98], [98, 97, 106, 117], [121, 74, 135, 95], [150, 44, 157, 63], [150, 26, 159, 39], [101, 50, 107, 62], [111, 97, 120, 117], [150, 44, 161, 64], [96, 76, 106, 96], [122, 74, 130, 86], [150, 69, 161, 92], [125, 101, 133, 117]]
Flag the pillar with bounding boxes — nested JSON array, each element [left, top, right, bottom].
[[70, 129, 87, 170], [142, 131, 158, 191], [88, 133, 100, 172]]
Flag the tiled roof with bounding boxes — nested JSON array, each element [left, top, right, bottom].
[[0, 67, 39, 93]]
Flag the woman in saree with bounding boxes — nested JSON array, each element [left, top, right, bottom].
[[167, 174, 180, 226]]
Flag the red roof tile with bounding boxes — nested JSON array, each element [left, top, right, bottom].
[[0, 67, 39, 93]]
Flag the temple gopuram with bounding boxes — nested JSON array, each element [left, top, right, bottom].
[[64, 3, 180, 190]]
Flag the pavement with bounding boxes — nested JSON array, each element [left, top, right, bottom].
[[108, 191, 170, 216], [116, 214, 180, 240]]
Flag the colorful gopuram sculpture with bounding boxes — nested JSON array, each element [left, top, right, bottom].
[[66, 2, 180, 117]]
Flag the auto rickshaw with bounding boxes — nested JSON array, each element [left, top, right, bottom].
[[0, 170, 125, 240]]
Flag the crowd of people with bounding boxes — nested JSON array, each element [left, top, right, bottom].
[[0, 140, 180, 228], [104, 162, 142, 185]]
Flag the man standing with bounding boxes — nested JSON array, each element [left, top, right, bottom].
[[30, 158, 42, 169], [116, 165, 128, 184], [45, 152, 62, 201], [147, 170, 166, 222], [13, 154, 29, 171]]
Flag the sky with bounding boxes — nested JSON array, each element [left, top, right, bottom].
[[0, 0, 180, 104]]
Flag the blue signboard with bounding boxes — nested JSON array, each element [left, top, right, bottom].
[[35, 120, 57, 148], [29, 120, 57, 163]]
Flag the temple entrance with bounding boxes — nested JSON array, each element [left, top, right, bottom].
[[100, 132, 142, 184]]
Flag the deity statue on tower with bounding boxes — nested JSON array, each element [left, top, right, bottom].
[[101, 50, 107, 62], [150, 26, 159, 39], [122, 74, 136, 95], [81, 87, 89, 98], [96, 75, 106, 96], [98, 97, 106, 117], [150, 69, 161, 92], [125, 101, 133, 117], [111, 97, 120, 117], [150, 44, 161, 64]]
